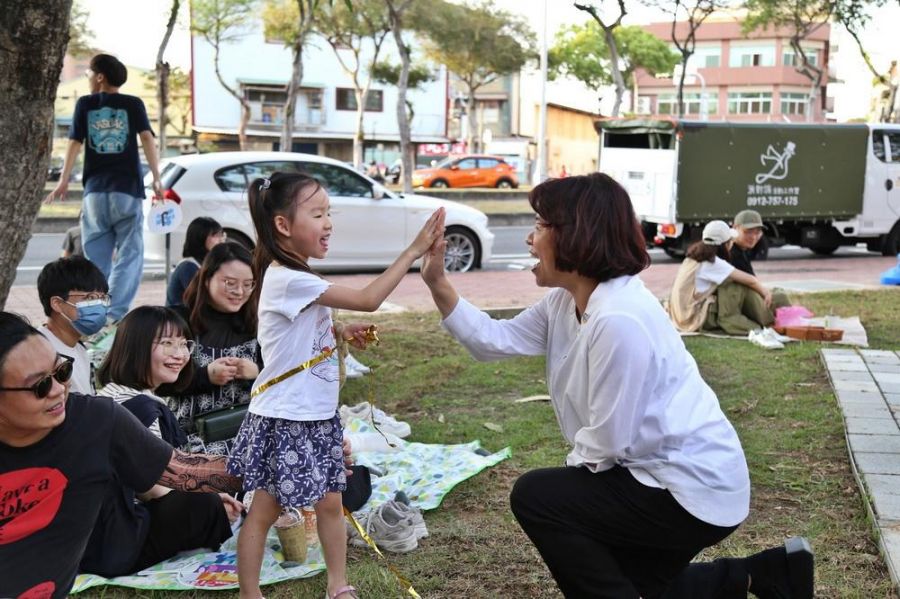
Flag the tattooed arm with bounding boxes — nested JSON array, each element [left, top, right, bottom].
[[157, 449, 242, 493]]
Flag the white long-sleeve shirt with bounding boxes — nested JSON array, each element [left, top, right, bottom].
[[442, 275, 750, 527]]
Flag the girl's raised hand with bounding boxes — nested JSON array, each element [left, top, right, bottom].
[[408, 208, 446, 258], [342, 322, 375, 349]]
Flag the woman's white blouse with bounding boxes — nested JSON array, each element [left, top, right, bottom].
[[442, 275, 750, 527]]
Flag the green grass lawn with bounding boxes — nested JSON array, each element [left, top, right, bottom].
[[81, 289, 899, 598]]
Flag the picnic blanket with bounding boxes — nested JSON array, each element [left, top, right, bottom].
[[680, 315, 869, 347], [71, 419, 509, 593]]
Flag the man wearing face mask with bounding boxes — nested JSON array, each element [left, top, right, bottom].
[[37, 257, 110, 394]]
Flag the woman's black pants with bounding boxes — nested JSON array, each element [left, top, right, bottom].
[[510, 466, 749, 599]]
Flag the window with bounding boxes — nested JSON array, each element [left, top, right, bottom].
[[691, 46, 721, 68], [478, 158, 501, 168], [244, 86, 288, 125], [729, 45, 776, 68], [455, 158, 478, 170], [727, 92, 773, 114], [336, 88, 383, 112], [656, 93, 717, 116], [481, 100, 501, 124], [214, 162, 303, 192], [780, 92, 808, 116], [782, 49, 818, 67], [299, 162, 373, 197], [875, 131, 900, 163]]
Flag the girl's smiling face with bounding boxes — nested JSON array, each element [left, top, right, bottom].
[[149, 326, 192, 390], [276, 186, 332, 262]]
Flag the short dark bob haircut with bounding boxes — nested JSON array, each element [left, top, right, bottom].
[[37, 256, 109, 317], [182, 217, 223, 263], [97, 306, 194, 392], [89, 53, 128, 87], [183, 241, 257, 336], [528, 173, 650, 282]]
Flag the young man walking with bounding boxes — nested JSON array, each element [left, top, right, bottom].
[[47, 53, 163, 322]]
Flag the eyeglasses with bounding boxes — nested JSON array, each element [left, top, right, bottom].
[[0, 355, 74, 399], [65, 292, 111, 306], [155, 339, 196, 357], [220, 277, 255, 295]]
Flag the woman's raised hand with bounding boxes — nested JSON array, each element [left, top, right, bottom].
[[408, 208, 446, 258], [421, 229, 447, 287]]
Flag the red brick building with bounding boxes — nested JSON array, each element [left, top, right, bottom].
[[634, 17, 830, 122]]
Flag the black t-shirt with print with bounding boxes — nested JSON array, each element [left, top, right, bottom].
[[0, 393, 172, 599], [70, 92, 152, 199]]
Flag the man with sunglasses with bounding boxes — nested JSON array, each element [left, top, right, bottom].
[[36, 257, 110, 394], [0, 312, 241, 599]]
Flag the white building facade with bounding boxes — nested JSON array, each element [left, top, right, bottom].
[[191, 19, 449, 163]]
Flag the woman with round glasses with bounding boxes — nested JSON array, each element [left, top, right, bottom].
[[168, 242, 261, 454], [89, 305, 241, 578], [0, 311, 242, 597]]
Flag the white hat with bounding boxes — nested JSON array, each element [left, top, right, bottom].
[[702, 220, 738, 246]]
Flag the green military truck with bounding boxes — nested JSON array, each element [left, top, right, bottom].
[[595, 119, 900, 257]]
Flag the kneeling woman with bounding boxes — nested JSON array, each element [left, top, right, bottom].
[[420, 174, 812, 598], [84, 306, 241, 577], [668, 220, 789, 335]]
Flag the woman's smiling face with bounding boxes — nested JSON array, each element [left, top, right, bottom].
[[149, 326, 192, 390]]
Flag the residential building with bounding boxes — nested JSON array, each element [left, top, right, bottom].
[[190, 19, 448, 165], [634, 15, 831, 123]]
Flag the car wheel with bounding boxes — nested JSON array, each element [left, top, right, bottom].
[[810, 245, 838, 256], [882, 220, 900, 256], [496, 179, 513, 189], [225, 229, 255, 251], [444, 226, 480, 272], [430, 179, 449, 188]]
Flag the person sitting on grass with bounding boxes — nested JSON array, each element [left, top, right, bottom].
[[419, 173, 813, 599], [85, 305, 242, 578], [668, 220, 790, 336], [168, 242, 261, 455], [36, 256, 110, 394], [166, 216, 227, 308], [0, 311, 241, 598]]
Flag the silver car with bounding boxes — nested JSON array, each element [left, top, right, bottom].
[[144, 151, 494, 272]]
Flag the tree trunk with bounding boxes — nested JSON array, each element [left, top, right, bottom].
[[677, 56, 689, 117], [354, 87, 367, 168], [0, 0, 71, 308], [156, 0, 180, 158], [239, 103, 251, 150], [281, 37, 303, 152], [212, 45, 251, 150], [390, 7, 413, 192], [602, 26, 626, 117], [466, 90, 477, 154]]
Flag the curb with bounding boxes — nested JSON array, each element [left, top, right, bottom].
[[33, 212, 536, 233]]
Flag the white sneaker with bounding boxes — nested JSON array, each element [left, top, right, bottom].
[[391, 501, 428, 539], [762, 327, 793, 344], [344, 353, 371, 374], [340, 402, 412, 438], [749, 329, 784, 350], [348, 501, 418, 553]]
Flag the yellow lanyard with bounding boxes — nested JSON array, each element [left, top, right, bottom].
[[249, 347, 334, 398]]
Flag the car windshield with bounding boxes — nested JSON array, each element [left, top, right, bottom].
[[433, 157, 455, 169]]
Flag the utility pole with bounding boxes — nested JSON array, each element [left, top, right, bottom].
[[533, 0, 548, 185]]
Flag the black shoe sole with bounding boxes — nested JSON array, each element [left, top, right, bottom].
[[784, 536, 814, 598]]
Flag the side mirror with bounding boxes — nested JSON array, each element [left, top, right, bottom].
[[372, 184, 386, 200], [450, 165, 459, 171]]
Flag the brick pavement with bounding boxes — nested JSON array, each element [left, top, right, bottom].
[[7, 254, 897, 325]]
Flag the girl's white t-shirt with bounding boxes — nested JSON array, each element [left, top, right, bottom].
[[250, 266, 340, 421]]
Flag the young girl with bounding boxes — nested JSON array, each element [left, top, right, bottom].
[[227, 172, 445, 599]]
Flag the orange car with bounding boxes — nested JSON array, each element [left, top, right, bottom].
[[412, 155, 519, 189]]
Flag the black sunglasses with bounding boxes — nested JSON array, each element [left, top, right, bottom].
[[0, 355, 75, 399]]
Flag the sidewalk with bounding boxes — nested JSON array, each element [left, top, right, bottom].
[[7, 254, 897, 326], [821, 349, 900, 589]]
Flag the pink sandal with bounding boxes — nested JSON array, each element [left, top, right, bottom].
[[326, 585, 359, 599]]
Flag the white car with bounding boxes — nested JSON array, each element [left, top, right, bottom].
[[143, 151, 494, 272]]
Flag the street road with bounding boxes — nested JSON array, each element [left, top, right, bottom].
[[13, 226, 886, 287]]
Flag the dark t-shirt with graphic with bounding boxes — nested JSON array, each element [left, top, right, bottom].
[[70, 92, 152, 199], [0, 394, 172, 599]]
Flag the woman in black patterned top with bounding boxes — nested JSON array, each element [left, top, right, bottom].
[[167, 242, 262, 455]]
